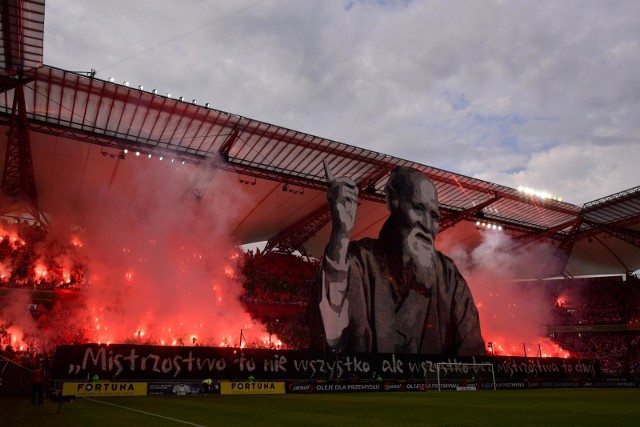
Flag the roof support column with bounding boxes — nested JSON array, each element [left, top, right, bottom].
[[1, 81, 46, 225], [537, 216, 583, 279]]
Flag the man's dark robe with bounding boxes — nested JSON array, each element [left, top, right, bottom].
[[307, 221, 486, 356]]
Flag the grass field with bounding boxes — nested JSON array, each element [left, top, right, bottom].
[[2, 389, 639, 427]]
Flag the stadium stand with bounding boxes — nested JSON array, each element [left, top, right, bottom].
[[0, 0, 638, 389], [1, 227, 639, 379]]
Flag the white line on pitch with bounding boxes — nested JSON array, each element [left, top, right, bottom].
[[85, 398, 206, 427]]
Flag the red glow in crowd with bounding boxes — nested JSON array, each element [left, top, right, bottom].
[[0, 218, 276, 353], [1, 216, 591, 360]]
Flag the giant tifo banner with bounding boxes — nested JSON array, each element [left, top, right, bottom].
[[52, 344, 598, 382]]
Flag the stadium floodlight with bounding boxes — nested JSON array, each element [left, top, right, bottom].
[[108, 77, 115, 82], [476, 221, 503, 232], [123, 81, 129, 86], [518, 185, 561, 202]]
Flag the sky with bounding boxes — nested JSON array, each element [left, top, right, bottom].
[[42, 0, 640, 205]]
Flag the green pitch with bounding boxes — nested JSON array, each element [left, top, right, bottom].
[[3, 389, 639, 427]]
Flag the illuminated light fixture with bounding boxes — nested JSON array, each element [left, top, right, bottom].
[[108, 77, 115, 82], [138, 85, 144, 90], [152, 89, 158, 94], [148, 154, 152, 159], [182, 161, 186, 165], [171, 159, 175, 163], [159, 156, 163, 161], [135, 151, 140, 156], [123, 81, 129, 86], [192, 99, 197, 104], [518, 185, 562, 202], [179, 96, 184, 101], [123, 149, 128, 154], [166, 93, 172, 98], [205, 103, 210, 108], [475, 221, 503, 232]]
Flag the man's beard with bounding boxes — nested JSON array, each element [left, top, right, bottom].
[[401, 228, 438, 290]]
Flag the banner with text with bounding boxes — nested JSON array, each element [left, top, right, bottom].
[[52, 344, 598, 382], [62, 381, 147, 397], [221, 381, 285, 395]]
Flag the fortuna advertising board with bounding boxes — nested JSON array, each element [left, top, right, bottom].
[[220, 381, 285, 395], [62, 381, 148, 397]]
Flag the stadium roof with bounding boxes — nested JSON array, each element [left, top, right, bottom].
[[0, 1, 638, 279]]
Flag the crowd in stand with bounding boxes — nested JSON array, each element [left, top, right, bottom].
[[0, 219, 87, 291], [237, 250, 317, 349], [552, 333, 634, 377], [239, 250, 318, 307], [546, 276, 636, 326], [544, 276, 640, 331], [542, 275, 640, 378], [1, 220, 640, 379]]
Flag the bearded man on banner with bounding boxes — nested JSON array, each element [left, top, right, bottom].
[[306, 165, 485, 356]]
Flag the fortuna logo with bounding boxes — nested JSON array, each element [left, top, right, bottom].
[[77, 383, 135, 392], [231, 382, 277, 390]]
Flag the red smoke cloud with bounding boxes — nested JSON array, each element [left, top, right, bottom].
[[2, 138, 571, 358], [1, 153, 272, 352], [444, 231, 571, 357]]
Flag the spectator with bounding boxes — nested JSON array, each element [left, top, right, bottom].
[[30, 363, 45, 404]]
